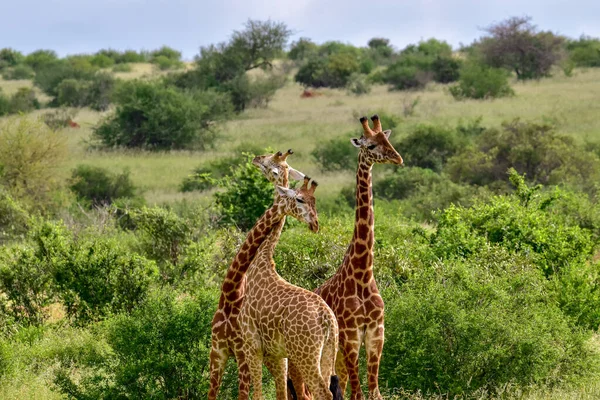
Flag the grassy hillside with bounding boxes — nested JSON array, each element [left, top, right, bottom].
[[2, 64, 599, 206]]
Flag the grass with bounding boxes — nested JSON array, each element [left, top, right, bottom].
[[1, 65, 600, 206]]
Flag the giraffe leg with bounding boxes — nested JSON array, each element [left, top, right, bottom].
[[364, 324, 384, 400], [289, 360, 312, 400], [265, 357, 288, 400], [335, 350, 348, 396], [208, 344, 230, 400], [235, 348, 251, 400], [246, 345, 264, 400], [340, 330, 365, 400], [296, 361, 332, 400]]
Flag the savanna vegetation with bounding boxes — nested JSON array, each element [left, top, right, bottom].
[[2, 15, 600, 400]]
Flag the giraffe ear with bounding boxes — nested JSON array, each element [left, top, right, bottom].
[[351, 138, 362, 148], [276, 185, 295, 198], [383, 129, 392, 139], [288, 167, 305, 181]]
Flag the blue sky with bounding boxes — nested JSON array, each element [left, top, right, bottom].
[[1, 0, 599, 59]]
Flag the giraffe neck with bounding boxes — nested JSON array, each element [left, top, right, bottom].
[[246, 212, 286, 281], [218, 203, 285, 306], [343, 151, 375, 281]]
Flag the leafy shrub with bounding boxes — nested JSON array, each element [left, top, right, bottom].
[[127, 206, 193, 281], [85, 72, 116, 111], [295, 51, 361, 88], [396, 124, 461, 172], [432, 172, 597, 276], [53, 233, 158, 324], [0, 190, 29, 244], [0, 48, 24, 70], [56, 72, 115, 111], [0, 116, 67, 210], [9, 87, 40, 113], [382, 64, 425, 90], [312, 134, 356, 172], [94, 80, 232, 150], [0, 89, 9, 116], [119, 50, 148, 63], [112, 63, 132, 72], [346, 72, 371, 96], [54, 289, 217, 399], [2, 64, 35, 80], [567, 36, 600, 67], [554, 260, 600, 330], [449, 62, 514, 99], [0, 222, 68, 325], [381, 247, 596, 396], [90, 54, 114, 68], [150, 46, 182, 62], [214, 153, 273, 230], [431, 56, 461, 83], [289, 37, 319, 61], [34, 58, 97, 98], [446, 120, 600, 192], [69, 165, 138, 207], [152, 55, 184, 70], [56, 78, 89, 107], [24, 49, 59, 72]]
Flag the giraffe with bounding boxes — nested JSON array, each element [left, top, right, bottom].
[[239, 177, 343, 400], [289, 115, 403, 400], [208, 149, 308, 400]]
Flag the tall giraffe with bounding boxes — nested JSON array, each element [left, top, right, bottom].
[[239, 178, 343, 400], [208, 150, 308, 400], [289, 115, 403, 400]]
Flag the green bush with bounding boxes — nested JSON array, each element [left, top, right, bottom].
[[214, 153, 273, 230], [150, 46, 182, 62], [554, 260, 600, 330], [94, 80, 232, 150], [381, 247, 596, 396], [56, 79, 89, 107], [432, 172, 597, 276], [24, 49, 58, 72], [69, 164, 138, 207], [119, 50, 148, 63], [346, 72, 371, 96], [288, 37, 318, 61], [396, 124, 461, 172], [53, 233, 158, 324], [90, 54, 115, 68], [34, 58, 97, 98], [312, 134, 356, 172], [54, 289, 217, 399], [9, 87, 40, 113], [42, 107, 78, 131], [431, 56, 461, 83], [153, 55, 184, 70], [56, 72, 115, 111], [449, 62, 514, 100], [0, 48, 24, 70], [0, 89, 10, 116], [567, 36, 600, 67], [295, 51, 361, 88], [2, 64, 35, 80], [446, 120, 600, 192], [0, 191, 30, 244], [382, 64, 425, 90]]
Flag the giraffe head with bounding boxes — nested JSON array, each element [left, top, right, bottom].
[[252, 149, 305, 187], [351, 115, 404, 165], [275, 176, 319, 233]]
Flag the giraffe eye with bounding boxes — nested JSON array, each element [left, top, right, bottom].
[[296, 198, 305, 204], [367, 144, 377, 150]]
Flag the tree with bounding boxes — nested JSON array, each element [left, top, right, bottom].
[[289, 37, 318, 61], [478, 16, 565, 80]]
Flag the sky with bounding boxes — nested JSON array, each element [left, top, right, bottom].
[[1, 0, 599, 60]]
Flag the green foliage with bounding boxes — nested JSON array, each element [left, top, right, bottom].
[[295, 52, 362, 88], [69, 165, 138, 207], [53, 233, 158, 324], [119, 49, 148, 63], [431, 56, 462, 83], [0, 48, 24, 70], [288, 37, 318, 61], [89, 54, 114, 68], [382, 64, 425, 90], [346, 72, 371, 96], [432, 177, 597, 276], [41, 107, 78, 131], [24, 49, 58, 72], [34, 58, 97, 98], [153, 55, 184, 70], [312, 134, 356, 172], [0, 116, 67, 211], [381, 247, 596, 396], [0, 190, 30, 244], [449, 62, 514, 99], [553, 260, 600, 330], [8, 87, 40, 113], [2, 64, 35, 80], [214, 153, 273, 230], [446, 120, 600, 192], [93, 80, 232, 150], [127, 206, 194, 282], [56, 72, 115, 110], [0, 89, 9, 116], [567, 36, 600, 67], [150, 46, 182, 62], [396, 124, 461, 172], [54, 289, 217, 399]]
